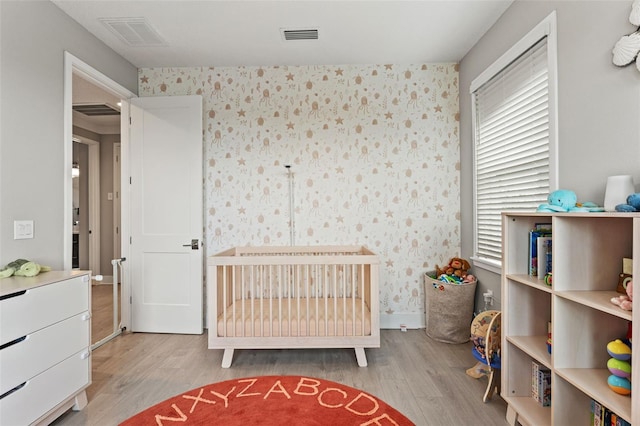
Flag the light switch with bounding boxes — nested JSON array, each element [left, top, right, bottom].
[[14, 220, 34, 239]]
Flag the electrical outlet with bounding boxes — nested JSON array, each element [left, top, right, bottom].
[[483, 289, 494, 307], [14, 220, 34, 239]]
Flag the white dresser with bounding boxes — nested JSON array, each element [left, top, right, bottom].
[[0, 271, 91, 426]]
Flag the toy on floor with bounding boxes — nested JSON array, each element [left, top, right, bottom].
[[537, 189, 603, 212], [611, 280, 633, 311], [467, 310, 502, 402], [466, 362, 491, 379], [615, 193, 640, 212], [0, 259, 51, 279]]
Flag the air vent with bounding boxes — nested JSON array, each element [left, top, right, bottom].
[[281, 28, 319, 41], [73, 103, 121, 116], [99, 17, 167, 46]]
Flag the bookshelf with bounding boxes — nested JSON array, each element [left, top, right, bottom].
[[501, 212, 638, 426]]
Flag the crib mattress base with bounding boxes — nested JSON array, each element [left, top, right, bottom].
[[216, 297, 371, 338]]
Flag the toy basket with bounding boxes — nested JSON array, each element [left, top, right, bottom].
[[424, 272, 477, 344]]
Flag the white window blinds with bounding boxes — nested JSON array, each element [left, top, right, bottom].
[[473, 37, 550, 263]]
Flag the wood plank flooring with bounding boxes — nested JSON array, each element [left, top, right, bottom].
[[52, 289, 509, 425], [91, 284, 120, 345], [52, 332, 509, 425]]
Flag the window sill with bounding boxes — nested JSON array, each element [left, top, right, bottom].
[[470, 256, 502, 275]]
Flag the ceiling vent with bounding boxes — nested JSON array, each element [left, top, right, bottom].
[[281, 28, 319, 41], [99, 17, 167, 46], [73, 103, 121, 116]]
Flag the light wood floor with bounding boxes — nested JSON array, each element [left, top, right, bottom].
[[91, 284, 121, 346], [53, 289, 509, 426]]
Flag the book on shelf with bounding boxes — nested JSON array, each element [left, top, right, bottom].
[[537, 235, 552, 280], [531, 360, 551, 406], [590, 399, 631, 426], [528, 223, 552, 277]]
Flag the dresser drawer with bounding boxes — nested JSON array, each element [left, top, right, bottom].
[[0, 275, 89, 345], [0, 311, 90, 395], [0, 348, 90, 426]]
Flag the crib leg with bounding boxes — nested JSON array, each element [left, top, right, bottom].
[[355, 348, 368, 367], [221, 348, 234, 368]]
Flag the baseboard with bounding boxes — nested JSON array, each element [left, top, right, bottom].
[[379, 312, 425, 330], [93, 275, 113, 285]]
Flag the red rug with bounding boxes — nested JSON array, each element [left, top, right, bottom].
[[120, 375, 414, 425]]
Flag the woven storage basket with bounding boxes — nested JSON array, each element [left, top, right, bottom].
[[424, 272, 477, 344]]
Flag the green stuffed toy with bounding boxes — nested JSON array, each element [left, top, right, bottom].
[[537, 189, 604, 212], [0, 259, 51, 279]]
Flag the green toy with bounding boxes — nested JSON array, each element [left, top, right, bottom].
[[0, 259, 51, 278]]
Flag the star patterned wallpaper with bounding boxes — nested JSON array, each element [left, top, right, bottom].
[[138, 63, 460, 326]]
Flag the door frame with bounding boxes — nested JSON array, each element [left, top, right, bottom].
[[72, 134, 100, 274], [63, 52, 136, 329], [113, 142, 122, 264]]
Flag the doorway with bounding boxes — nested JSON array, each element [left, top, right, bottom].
[[64, 52, 136, 341], [71, 135, 100, 273]]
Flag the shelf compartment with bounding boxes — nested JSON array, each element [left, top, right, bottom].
[[553, 297, 629, 370], [555, 368, 631, 424], [555, 290, 632, 321], [507, 335, 551, 369], [502, 213, 553, 276], [553, 216, 633, 292], [502, 343, 551, 425], [505, 279, 551, 337], [503, 395, 551, 426]]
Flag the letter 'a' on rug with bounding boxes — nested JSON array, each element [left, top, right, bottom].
[[120, 375, 415, 426]]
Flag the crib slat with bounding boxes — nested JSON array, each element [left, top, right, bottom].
[[222, 265, 227, 337]]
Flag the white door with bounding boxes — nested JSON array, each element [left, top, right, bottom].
[[129, 95, 203, 334]]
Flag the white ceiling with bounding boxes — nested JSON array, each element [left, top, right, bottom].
[[52, 0, 514, 68]]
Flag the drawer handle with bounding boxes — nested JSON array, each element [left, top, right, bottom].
[[0, 381, 27, 400], [0, 335, 27, 351], [80, 351, 91, 360], [0, 290, 27, 301], [81, 313, 91, 321]]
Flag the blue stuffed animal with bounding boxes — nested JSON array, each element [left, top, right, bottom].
[[537, 189, 603, 212], [615, 193, 640, 212]]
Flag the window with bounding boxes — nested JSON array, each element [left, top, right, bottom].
[[471, 12, 558, 271]]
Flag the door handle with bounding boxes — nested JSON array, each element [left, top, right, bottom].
[[183, 239, 199, 250]]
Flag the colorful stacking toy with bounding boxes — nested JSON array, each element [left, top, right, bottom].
[[606, 338, 632, 396]]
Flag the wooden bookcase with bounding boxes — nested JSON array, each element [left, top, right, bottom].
[[501, 212, 638, 426]]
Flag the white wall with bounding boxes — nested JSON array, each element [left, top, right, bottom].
[[0, 1, 137, 268], [459, 0, 640, 309]]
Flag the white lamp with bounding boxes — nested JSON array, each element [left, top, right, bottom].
[[603, 175, 634, 211]]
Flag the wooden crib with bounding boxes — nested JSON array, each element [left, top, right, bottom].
[[207, 245, 380, 368]]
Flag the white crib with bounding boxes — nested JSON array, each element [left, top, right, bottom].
[[207, 245, 380, 368]]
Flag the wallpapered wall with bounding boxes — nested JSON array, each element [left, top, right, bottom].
[[138, 63, 460, 327]]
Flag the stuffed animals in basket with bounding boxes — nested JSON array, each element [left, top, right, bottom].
[[611, 280, 633, 311], [435, 257, 476, 284]]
